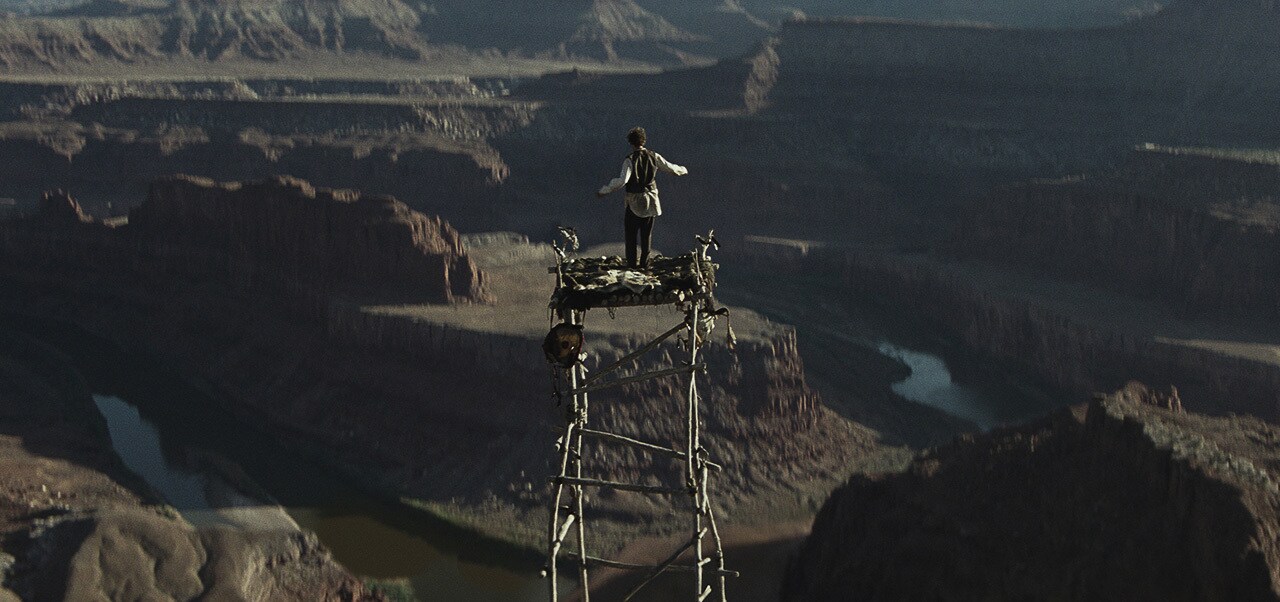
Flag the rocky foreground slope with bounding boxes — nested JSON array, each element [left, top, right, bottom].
[[0, 328, 377, 601], [785, 382, 1280, 601]]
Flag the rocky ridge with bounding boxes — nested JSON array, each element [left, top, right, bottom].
[[0, 0, 430, 68], [785, 382, 1280, 601], [0, 177, 490, 306], [136, 175, 490, 305]]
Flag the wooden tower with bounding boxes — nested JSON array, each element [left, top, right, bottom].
[[541, 232, 736, 601]]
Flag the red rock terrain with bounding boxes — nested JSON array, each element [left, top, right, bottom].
[[785, 382, 1280, 601]]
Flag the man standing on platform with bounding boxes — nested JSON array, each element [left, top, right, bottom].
[[596, 127, 689, 269]]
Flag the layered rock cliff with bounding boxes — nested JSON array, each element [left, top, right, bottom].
[[730, 245, 1280, 422], [135, 175, 490, 304], [953, 146, 1280, 318], [0, 0, 774, 70], [0, 176, 490, 306], [0, 0, 429, 68], [785, 382, 1280, 601]]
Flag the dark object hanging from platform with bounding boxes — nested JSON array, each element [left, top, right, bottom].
[[543, 323, 585, 367]]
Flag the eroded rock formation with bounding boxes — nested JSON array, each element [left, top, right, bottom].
[[728, 244, 1280, 422], [785, 382, 1280, 601], [0, 176, 491, 306], [135, 175, 490, 304], [954, 146, 1280, 318]]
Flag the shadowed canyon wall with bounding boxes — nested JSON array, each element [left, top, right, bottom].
[[731, 245, 1280, 422], [0, 177, 490, 306], [785, 383, 1280, 601], [954, 147, 1280, 318]]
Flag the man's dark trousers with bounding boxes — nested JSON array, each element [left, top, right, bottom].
[[624, 207, 654, 268]]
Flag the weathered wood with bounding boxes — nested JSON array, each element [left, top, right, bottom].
[[583, 319, 689, 386], [564, 553, 739, 578], [687, 301, 705, 600], [568, 310, 592, 602], [576, 427, 723, 471], [563, 363, 704, 397], [545, 420, 578, 600], [553, 513, 576, 547], [623, 530, 708, 602], [550, 475, 689, 496]]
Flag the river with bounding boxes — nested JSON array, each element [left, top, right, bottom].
[[80, 350, 559, 602], [719, 267, 1066, 438]]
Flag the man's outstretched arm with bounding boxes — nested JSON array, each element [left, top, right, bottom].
[[654, 153, 688, 176], [597, 160, 633, 197]]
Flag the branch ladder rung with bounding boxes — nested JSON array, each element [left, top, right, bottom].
[[550, 475, 689, 496], [576, 427, 723, 471], [563, 363, 705, 397], [623, 529, 708, 602], [583, 319, 690, 386], [565, 553, 739, 578]]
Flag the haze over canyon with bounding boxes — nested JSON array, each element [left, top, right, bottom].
[[2, 0, 1280, 601]]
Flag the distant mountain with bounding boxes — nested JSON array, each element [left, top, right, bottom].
[[0, 0, 1169, 73], [0, 0, 430, 68], [418, 0, 730, 65], [0, 0, 84, 14], [740, 0, 1162, 27]]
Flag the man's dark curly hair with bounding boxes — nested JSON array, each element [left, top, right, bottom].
[[627, 127, 646, 147]]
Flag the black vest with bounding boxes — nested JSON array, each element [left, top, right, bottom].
[[625, 149, 658, 194]]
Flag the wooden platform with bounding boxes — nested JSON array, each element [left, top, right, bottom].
[[550, 253, 716, 311]]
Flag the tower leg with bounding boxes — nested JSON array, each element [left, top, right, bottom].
[[548, 419, 575, 602], [686, 301, 705, 600], [570, 310, 591, 601]]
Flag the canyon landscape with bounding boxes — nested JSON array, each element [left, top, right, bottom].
[[2, 0, 1280, 601]]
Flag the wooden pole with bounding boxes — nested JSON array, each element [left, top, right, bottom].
[[547, 419, 576, 602], [571, 309, 591, 601], [686, 300, 704, 600], [705, 466, 728, 602]]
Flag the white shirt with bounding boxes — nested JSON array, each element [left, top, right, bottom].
[[598, 148, 688, 218]]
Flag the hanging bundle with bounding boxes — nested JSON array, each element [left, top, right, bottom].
[[543, 322, 585, 368]]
